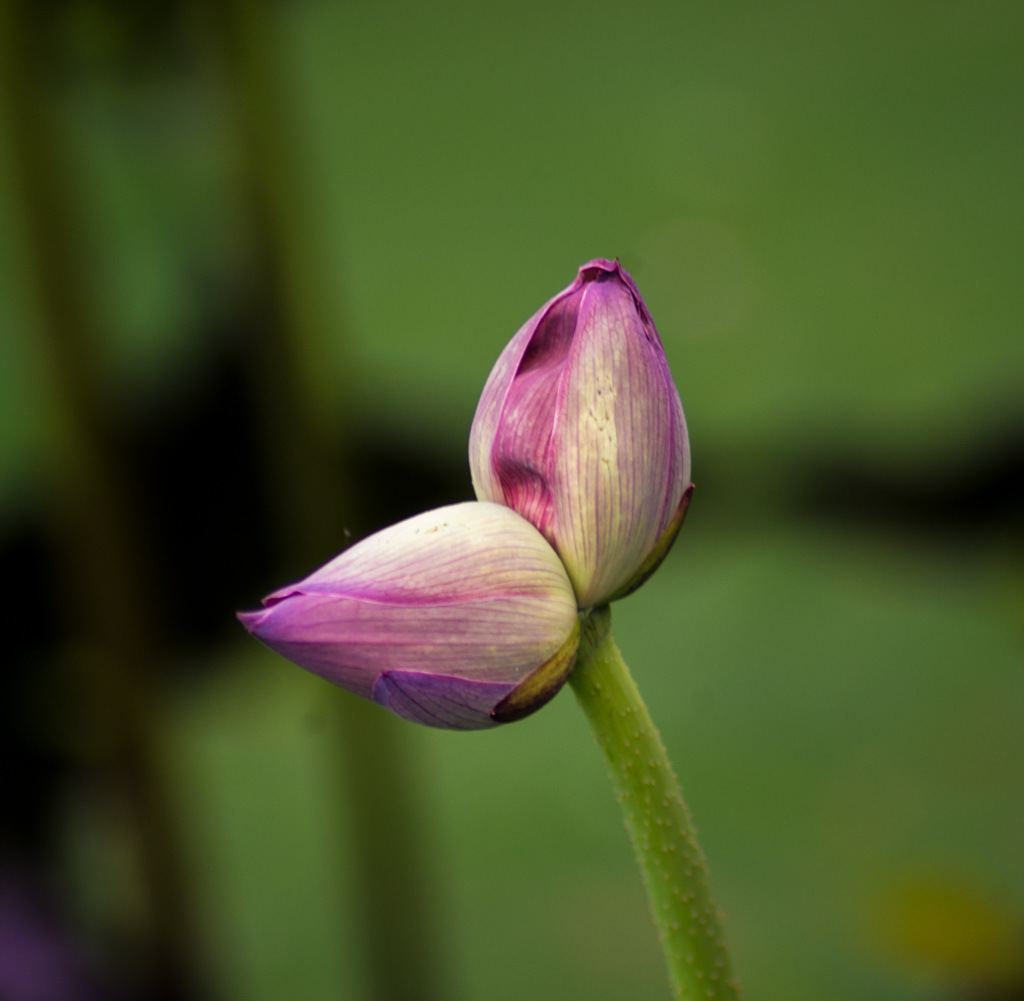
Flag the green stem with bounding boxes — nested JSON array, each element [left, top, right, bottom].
[[569, 607, 739, 1000]]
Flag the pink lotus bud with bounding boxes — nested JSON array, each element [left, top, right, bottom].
[[238, 502, 579, 730], [469, 259, 692, 608]]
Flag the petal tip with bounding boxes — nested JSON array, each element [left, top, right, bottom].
[[577, 257, 619, 278], [490, 620, 580, 724], [236, 608, 267, 634]]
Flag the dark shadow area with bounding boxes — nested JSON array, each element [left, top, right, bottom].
[[0, 526, 69, 860], [797, 423, 1024, 544], [352, 435, 475, 536], [112, 347, 279, 653], [968, 985, 1024, 1001], [68, 338, 473, 656], [0, 531, 122, 999]]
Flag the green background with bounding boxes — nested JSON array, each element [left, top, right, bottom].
[[1, 1, 1022, 999]]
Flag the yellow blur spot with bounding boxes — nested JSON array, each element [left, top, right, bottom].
[[879, 878, 1024, 987]]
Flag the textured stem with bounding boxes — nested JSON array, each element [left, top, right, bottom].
[[569, 607, 739, 1000]]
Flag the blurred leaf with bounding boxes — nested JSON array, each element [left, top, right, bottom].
[[56, 64, 251, 407], [280, 0, 1024, 454]]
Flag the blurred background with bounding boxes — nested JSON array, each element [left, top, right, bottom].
[[1, 1, 1022, 1000]]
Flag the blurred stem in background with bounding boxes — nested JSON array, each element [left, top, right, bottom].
[[208, 1, 445, 998], [0, 1, 200, 997]]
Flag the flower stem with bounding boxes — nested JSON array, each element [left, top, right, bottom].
[[569, 607, 739, 1000]]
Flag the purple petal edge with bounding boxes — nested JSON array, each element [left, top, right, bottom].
[[470, 260, 621, 505], [237, 609, 266, 630], [372, 670, 517, 730]]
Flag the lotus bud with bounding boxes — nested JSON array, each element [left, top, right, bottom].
[[469, 259, 692, 608], [238, 502, 579, 730]]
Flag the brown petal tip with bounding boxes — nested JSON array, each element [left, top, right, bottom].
[[490, 620, 581, 724], [606, 484, 694, 604]]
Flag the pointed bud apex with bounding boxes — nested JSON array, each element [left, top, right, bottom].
[[470, 259, 691, 607], [238, 502, 579, 730]]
